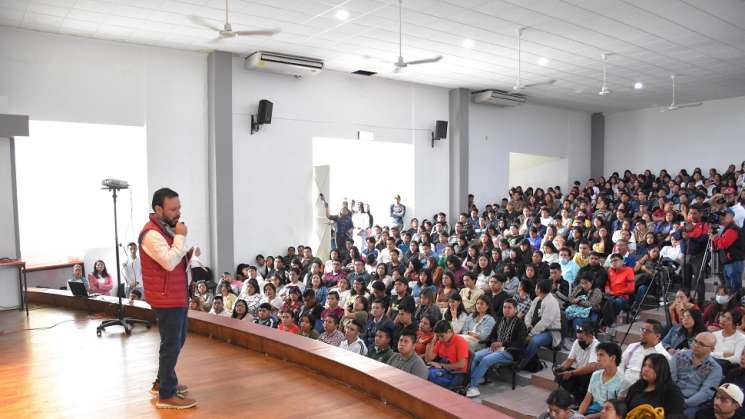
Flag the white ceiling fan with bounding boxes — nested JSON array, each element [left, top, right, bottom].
[[189, 0, 280, 42], [393, 0, 442, 73], [512, 27, 555, 91], [661, 74, 702, 112], [598, 52, 614, 96]]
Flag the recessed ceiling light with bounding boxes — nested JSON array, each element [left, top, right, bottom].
[[335, 9, 350, 20], [462, 38, 475, 49], [634, 82, 643, 89], [537, 57, 549, 66]]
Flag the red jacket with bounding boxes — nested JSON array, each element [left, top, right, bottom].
[[138, 215, 189, 308], [605, 266, 635, 297]]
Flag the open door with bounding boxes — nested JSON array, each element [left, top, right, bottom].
[[312, 165, 331, 259]]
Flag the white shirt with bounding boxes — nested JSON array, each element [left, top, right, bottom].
[[713, 330, 745, 364], [620, 342, 670, 393], [567, 338, 599, 369], [660, 244, 682, 262], [122, 256, 142, 289], [209, 307, 230, 317], [339, 337, 367, 355], [730, 203, 745, 229]]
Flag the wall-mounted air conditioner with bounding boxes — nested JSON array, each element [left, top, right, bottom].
[[471, 89, 526, 107], [244, 51, 324, 78]]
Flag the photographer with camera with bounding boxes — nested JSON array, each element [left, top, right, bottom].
[[711, 209, 745, 292], [683, 204, 711, 306]]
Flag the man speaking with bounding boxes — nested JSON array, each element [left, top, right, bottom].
[[139, 187, 197, 409]]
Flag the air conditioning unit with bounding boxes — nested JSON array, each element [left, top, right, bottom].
[[471, 89, 526, 107], [244, 51, 324, 78]]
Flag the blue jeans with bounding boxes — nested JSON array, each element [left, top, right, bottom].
[[469, 348, 514, 389], [428, 367, 466, 387], [154, 307, 188, 398], [724, 261, 745, 292], [519, 331, 553, 369], [609, 296, 629, 317]]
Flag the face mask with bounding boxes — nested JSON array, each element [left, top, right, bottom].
[[716, 295, 731, 305]]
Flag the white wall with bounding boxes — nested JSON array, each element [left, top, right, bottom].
[[0, 27, 210, 266], [508, 152, 569, 192], [605, 95, 745, 175], [468, 102, 592, 207], [0, 137, 20, 308], [232, 63, 449, 262]]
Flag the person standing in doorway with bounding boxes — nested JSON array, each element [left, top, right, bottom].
[[140, 188, 198, 409]]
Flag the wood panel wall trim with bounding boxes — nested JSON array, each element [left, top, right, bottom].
[[27, 287, 511, 419]]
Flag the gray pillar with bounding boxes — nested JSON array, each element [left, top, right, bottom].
[[591, 112, 605, 179], [449, 88, 469, 222], [207, 51, 234, 274]]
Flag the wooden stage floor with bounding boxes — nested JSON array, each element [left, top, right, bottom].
[[0, 306, 411, 419]]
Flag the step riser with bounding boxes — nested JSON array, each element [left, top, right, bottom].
[[481, 400, 534, 419], [531, 374, 559, 391]]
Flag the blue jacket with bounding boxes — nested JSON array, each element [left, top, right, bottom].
[[669, 350, 722, 408]]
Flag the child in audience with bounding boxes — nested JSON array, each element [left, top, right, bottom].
[[277, 309, 300, 333]]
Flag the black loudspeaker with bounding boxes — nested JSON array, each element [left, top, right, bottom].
[[258, 99, 273, 124], [435, 120, 448, 139]]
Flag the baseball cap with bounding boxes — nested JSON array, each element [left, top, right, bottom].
[[724, 208, 736, 217], [713, 383, 744, 405]]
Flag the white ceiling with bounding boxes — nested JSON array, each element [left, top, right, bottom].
[[2, 0, 745, 112]]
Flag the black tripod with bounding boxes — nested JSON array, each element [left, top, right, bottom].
[[691, 237, 721, 307], [96, 186, 150, 337], [620, 263, 675, 345]]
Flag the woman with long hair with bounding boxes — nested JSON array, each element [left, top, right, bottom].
[[624, 353, 684, 415], [667, 289, 699, 326], [474, 254, 493, 292], [459, 295, 496, 351], [661, 309, 706, 354], [712, 310, 745, 372], [415, 287, 441, 324], [231, 299, 252, 321], [444, 292, 468, 334], [437, 272, 457, 311], [515, 279, 534, 320], [703, 286, 740, 331], [411, 269, 436, 300], [87, 260, 113, 296], [218, 281, 237, 313], [426, 256, 444, 287]]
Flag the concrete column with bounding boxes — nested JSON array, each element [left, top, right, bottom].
[[207, 51, 234, 274], [591, 112, 605, 179], [449, 88, 470, 222]]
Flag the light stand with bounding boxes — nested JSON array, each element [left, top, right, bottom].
[[96, 183, 150, 337]]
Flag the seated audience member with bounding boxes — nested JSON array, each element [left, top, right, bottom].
[[388, 328, 429, 379], [619, 319, 671, 393], [515, 279, 534, 320], [713, 310, 745, 373], [193, 280, 214, 312], [548, 263, 571, 308], [254, 303, 278, 328], [415, 315, 437, 356], [261, 283, 283, 313], [578, 342, 624, 417], [466, 298, 528, 398], [392, 297, 417, 349], [599, 399, 627, 419], [388, 277, 411, 319], [459, 272, 483, 314], [218, 281, 237, 313], [632, 246, 663, 306], [705, 287, 741, 331], [425, 320, 470, 387], [68, 264, 89, 291], [459, 295, 496, 351], [415, 287, 442, 324], [693, 383, 745, 419], [88, 260, 114, 296], [724, 352, 745, 397], [318, 314, 345, 347], [321, 291, 345, 322], [484, 274, 510, 318], [520, 279, 562, 370], [342, 295, 369, 331], [558, 247, 580, 288], [231, 299, 252, 321], [668, 289, 700, 327], [502, 264, 520, 296], [128, 289, 142, 304], [444, 293, 469, 334], [537, 388, 585, 419], [669, 332, 722, 417], [283, 268, 305, 297], [239, 278, 262, 317], [277, 309, 300, 333], [436, 272, 458, 309], [323, 259, 347, 288], [308, 273, 328, 307], [555, 324, 600, 404], [603, 253, 635, 325], [340, 319, 367, 355], [331, 277, 352, 310], [282, 286, 303, 320], [367, 326, 395, 363], [578, 252, 609, 291], [362, 299, 394, 349], [565, 275, 603, 333], [298, 313, 319, 340], [189, 298, 201, 311], [660, 236, 683, 263], [208, 295, 230, 317], [663, 309, 707, 354], [625, 353, 685, 416], [299, 289, 324, 333]]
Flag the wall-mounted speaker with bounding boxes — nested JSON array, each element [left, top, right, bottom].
[[258, 99, 273, 124], [435, 120, 448, 139]]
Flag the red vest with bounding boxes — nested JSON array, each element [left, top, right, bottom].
[[138, 215, 189, 308]]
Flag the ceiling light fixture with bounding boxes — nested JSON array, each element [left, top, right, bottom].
[[462, 38, 475, 49], [335, 9, 350, 20], [537, 57, 549, 66], [634, 82, 643, 89]]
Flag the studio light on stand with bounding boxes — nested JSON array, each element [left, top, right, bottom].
[[96, 178, 151, 337]]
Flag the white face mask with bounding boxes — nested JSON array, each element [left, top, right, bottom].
[[716, 295, 731, 305]]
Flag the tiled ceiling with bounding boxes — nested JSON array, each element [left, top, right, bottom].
[[2, 0, 745, 112]]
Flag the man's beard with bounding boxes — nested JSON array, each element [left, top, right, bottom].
[[161, 215, 179, 227]]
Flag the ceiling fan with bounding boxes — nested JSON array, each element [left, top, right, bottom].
[[512, 27, 555, 91], [393, 0, 442, 73], [661, 74, 702, 112], [189, 0, 280, 42], [598, 52, 614, 96]]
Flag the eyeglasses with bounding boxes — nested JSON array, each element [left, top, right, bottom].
[[693, 339, 713, 348], [639, 327, 652, 334]]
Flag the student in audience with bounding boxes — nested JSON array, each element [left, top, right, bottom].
[[537, 388, 584, 419], [515, 279, 534, 320], [415, 315, 437, 356], [459, 295, 496, 351], [444, 293, 468, 334], [298, 313, 319, 340], [625, 353, 685, 416], [254, 303, 278, 328], [723, 352, 745, 397], [713, 310, 745, 373], [189, 298, 201, 311], [340, 319, 367, 355], [88, 260, 114, 296], [669, 289, 700, 327], [436, 272, 457, 309], [599, 399, 626, 419], [218, 281, 237, 313], [669, 331, 722, 417], [367, 326, 395, 363], [239, 278, 262, 318], [415, 287, 441, 324], [261, 282, 283, 313], [555, 324, 600, 404], [128, 289, 142, 304], [693, 383, 744, 419], [193, 280, 214, 312], [411, 269, 436, 300], [549, 263, 571, 308], [520, 279, 562, 370], [578, 342, 624, 417], [484, 274, 509, 319], [425, 320, 470, 387], [277, 309, 300, 333], [565, 275, 603, 334], [208, 295, 229, 317], [466, 298, 528, 398], [459, 272, 483, 314], [308, 273, 328, 307], [388, 328, 429, 379], [362, 298, 394, 349], [388, 277, 410, 319], [663, 309, 707, 354], [604, 253, 636, 325], [68, 264, 89, 291], [392, 297, 417, 348], [231, 299, 251, 321], [321, 290, 345, 324], [318, 314, 345, 347], [578, 252, 609, 291], [299, 289, 324, 333], [619, 319, 671, 393], [705, 286, 740, 331], [282, 286, 303, 320]]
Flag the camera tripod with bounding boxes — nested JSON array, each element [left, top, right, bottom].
[[690, 237, 722, 307], [620, 264, 674, 346]]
